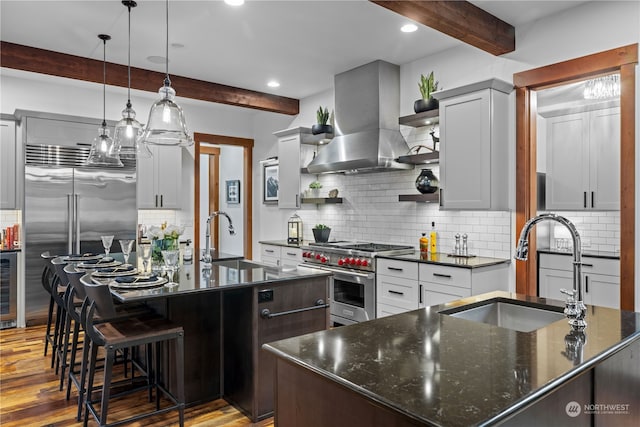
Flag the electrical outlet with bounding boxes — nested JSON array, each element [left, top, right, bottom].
[[581, 239, 591, 248], [258, 289, 274, 303]]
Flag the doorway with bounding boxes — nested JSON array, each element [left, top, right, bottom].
[[194, 133, 254, 260], [514, 44, 637, 311]]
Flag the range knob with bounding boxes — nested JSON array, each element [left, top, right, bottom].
[[337, 258, 345, 266], [355, 258, 363, 266], [361, 259, 369, 267], [349, 258, 357, 266], [321, 256, 328, 263], [315, 253, 322, 260]]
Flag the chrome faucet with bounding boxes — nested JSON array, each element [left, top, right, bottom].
[[201, 211, 235, 263], [515, 213, 586, 330]]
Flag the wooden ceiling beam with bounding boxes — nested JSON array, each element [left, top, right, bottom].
[[370, 0, 515, 56], [0, 41, 299, 116]]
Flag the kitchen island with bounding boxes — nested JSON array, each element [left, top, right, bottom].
[[263, 291, 640, 426], [97, 256, 331, 422]]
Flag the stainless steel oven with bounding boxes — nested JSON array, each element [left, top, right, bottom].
[[300, 242, 413, 327]]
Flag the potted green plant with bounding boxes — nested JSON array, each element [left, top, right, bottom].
[[312, 224, 331, 243], [414, 71, 439, 113], [309, 180, 322, 197], [311, 106, 333, 135]]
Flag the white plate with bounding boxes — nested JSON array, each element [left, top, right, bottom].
[[92, 267, 138, 278], [76, 260, 122, 269], [63, 253, 104, 262]]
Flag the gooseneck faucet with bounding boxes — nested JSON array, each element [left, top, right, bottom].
[[201, 211, 235, 263], [515, 213, 586, 330]]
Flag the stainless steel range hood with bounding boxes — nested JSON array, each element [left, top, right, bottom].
[[306, 60, 412, 174]]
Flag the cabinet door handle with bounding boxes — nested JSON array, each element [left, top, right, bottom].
[[296, 194, 300, 208], [286, 252, 297, 256], [419, 284, 423, 305], [155, 194, 158, 207], [581, 263, 593, 268], [387, 267, 403, 272], [591, 191, 595, 208], [585, 276, 589, 293], [583, 192, 587, 208], [388, 290, 404, 296], [433, 273, 452, 278], [261, 300, 328, 319], [160, 194, 163, 207], [439, 189, 443, 207], [265, 249, 275, 253]]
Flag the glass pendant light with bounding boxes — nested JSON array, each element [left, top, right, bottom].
[[139, 0, 193, 147], [86, 34, 124, 167], [114, 0, 152, 159]]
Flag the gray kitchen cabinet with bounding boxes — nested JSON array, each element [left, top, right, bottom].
[[260, 243, 302, 268], [376, 258, 419, 317], [538, 252, 619, 309], [274, 127, 335, 209], [376, 258, 509, 316], [544, 107, 620, 210], [137, 144, 181, 209], [419, 262, 509, 307], [275, 129, 302, 209], [434, 79, 512, 210], [1, 119, 17, 209]]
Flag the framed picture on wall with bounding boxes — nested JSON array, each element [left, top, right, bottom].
[[226, 180, 240, 204], [263, 163, 279, 204]]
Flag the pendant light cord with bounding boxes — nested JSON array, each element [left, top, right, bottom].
[[126, 2, 132, 108], [164, 0, 171, 87], [101, 35, 107, 128]]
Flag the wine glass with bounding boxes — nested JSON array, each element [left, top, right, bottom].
[[101, 235, 114, 259], [119, 239, 134, 266], [161, 249, 180, 287], [140, 244, 152, 274]]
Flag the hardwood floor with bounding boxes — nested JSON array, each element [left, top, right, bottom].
[[0, 325, 274, 426]]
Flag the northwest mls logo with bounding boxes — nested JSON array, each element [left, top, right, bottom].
[[565, 401, 581, 417]]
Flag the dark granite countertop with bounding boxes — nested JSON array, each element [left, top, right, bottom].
[[89, 255, 331, 303], [263, 291, 640, 426], [258, 239, 312, 247], [378, 251, 511, 269], [538, 248, 620, 260]]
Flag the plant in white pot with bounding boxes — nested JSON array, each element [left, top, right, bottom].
[[309, 180, 322, 198], [311, 106, 333, 135], [312, 224, 331, 243], [414, 71, 439, 113]]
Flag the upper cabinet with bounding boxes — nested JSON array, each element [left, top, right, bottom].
[[137, 145, 182, 209], [544, 107, 620, 211], [0, 119, 17, 209], [274, 127, 338, 209], [433, 79, 512, 210]]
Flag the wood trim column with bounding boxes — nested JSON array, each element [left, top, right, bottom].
[[514, 44, 637, 310]]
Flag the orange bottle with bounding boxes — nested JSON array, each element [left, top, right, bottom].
[[419, 233, 429, 256]]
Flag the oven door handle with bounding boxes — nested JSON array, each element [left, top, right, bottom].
[[308, 265, 374, 280]]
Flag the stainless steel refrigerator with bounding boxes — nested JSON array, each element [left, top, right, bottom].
[[24, 144, 137, 325]]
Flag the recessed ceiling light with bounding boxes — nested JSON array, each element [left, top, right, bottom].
[[267, 80, 280, 88], [147, 55, 167, 64], [224, 0, 244, 6], [401, 23, 418, 33]]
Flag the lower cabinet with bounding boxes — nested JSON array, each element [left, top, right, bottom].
[[223, 276, 330, 421], [538, 253, 619, 309], [260, 244, 301, 267], [376, 258, 509, 317], [376, 259, 419, 317]]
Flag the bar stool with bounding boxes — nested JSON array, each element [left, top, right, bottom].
[[80, 274, 185, 427], [50, 256, 70, 374], [40, 251, 59, 358], [65, 266, 153, 421]]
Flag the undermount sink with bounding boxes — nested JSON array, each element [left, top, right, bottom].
[[440, 298, 565, 332]]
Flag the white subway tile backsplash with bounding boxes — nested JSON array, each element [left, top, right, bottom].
[[298, 166, 512, 258], [537, 210, 619, 252]]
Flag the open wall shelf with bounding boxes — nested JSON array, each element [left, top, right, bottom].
[[399, 109, 440, 127], [398, 193, 439, 203]]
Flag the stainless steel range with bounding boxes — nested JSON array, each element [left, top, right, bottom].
[[300, 241, 414, 326]]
